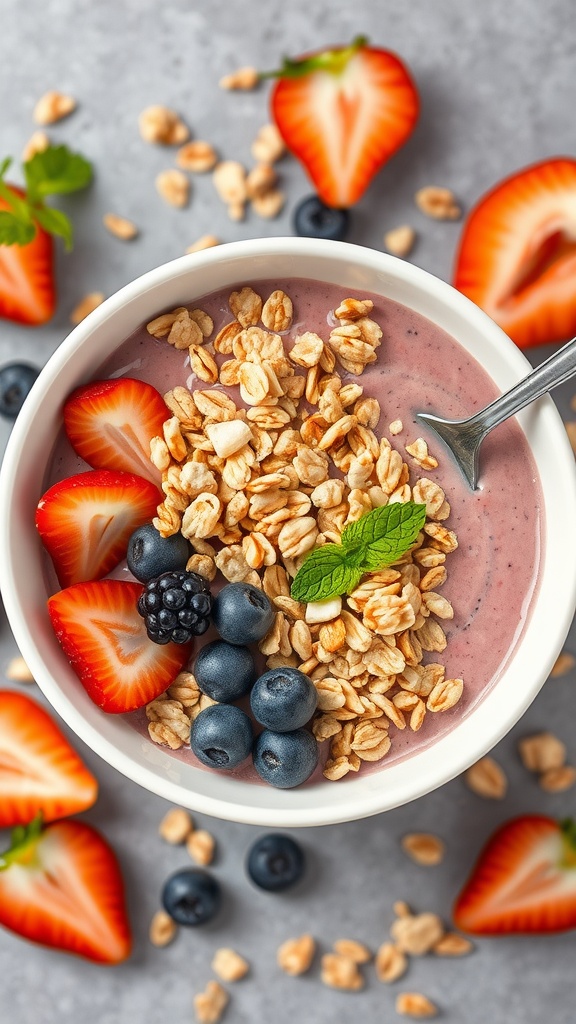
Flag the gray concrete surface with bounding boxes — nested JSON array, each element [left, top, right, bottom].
[[1, 1, 575, 1021]]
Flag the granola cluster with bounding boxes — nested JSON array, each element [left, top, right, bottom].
[[144, 285, 464, 779]]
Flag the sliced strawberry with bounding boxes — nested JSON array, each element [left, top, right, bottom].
[[0, 690, 98, 828], [453, 158, 576, 348], [0, 185, 55, 325], [269, 36, 419, 208], [0, 816, 131, 963], [36, 469, 161, 587], [48, 579, 190, 713], [63, 378, 168, 485], [453, 815, 576, 935]]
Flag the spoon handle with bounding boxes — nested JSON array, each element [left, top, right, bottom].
[[468, 335, 576, 435]]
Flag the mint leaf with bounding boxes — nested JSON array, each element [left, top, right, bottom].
[[33, 206, 73, 250], [24, 144, 93, 201], [0, 210, 36, 246], [290, 545, 362, 603], [342, 501, 426, 571]]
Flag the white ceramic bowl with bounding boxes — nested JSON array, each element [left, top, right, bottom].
[[2, 237, 576, 827]]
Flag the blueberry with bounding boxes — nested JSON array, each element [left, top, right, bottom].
[[293, 194, 350, 241], [161, 868, 221, 926], [127, 524, 191, 583], [212, 582, 274, 645], [0, 363, 39, 420], [250, 667, 317, 732], [191, 704, 253, 770], [246, 833, 305, 892], [252, 728, 318, 789], [194, 640, 256, 702]]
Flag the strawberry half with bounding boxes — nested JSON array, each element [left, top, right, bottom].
[[453, 815, 576, 935], [63, 377, 168, 485], [268, 35, 419, 208], [0, 690, 98, 828], [0, 186, 55, 324], [48, 579, 190, 713], [0, 816, 131, 963], [453, 158, 576, 348], [36, 469, 161, 588]]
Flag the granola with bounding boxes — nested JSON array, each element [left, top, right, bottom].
[[143, 286, 464, 779]]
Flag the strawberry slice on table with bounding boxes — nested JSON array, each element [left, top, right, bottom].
[[0, 145, 92, 325], [453, 158, 576, 349], [267, 35, 419, 208], [48, 579, 191, 713], [63, 377, 167, 486], [36, 469, 161, 588], [453, 815, 576, 935], [0, 690, 98, 828], [0, 816, 131, 963]]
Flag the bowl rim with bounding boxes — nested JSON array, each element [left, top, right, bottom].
[[2, 236, 576, 827]]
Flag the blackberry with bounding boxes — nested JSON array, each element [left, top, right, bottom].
[[137, 570, 212, 645]]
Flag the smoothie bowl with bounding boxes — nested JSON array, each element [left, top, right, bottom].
[[1, 237, 576, 827]]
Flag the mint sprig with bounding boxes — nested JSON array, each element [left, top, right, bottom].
[[0, 144, 93, 251], [291, 501, 426, 603]]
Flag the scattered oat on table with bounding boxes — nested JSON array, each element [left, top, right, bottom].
[[551, 651, 575, 677], [518, 732, 566, 773], [5, 656, 34, 683], [139, 105, 189, 145], [384, 225, 416, 258], [375, 942, 408, 983], [401, 833, 445, 866], [277, 934, 316, 975], [464, 756, 507, 799], [333, 939, 372, 963], [251, 123, 285, 164], [186, 828, 215, 865], [177, 141, 218, 173], [70, 292, 105, 325], [415, 185, 461, 220], [212, 948, 249, 982], [433, 932, 473, 956], [155, 169, 190, 207], [149, 909, 177, 947], [321, 952, 365, 991], [219, 66, 260, 90], [33, 90, 76, 125], [158, 806, 193, 844], [396, 992, 438, 1018], [539, 765, 576, 792], [193, 980, 229, 1024], [186, 235, 221, 254], [390, 912, 444, 956], [22, 130, 50, 162], [103, 213, 138, 240]]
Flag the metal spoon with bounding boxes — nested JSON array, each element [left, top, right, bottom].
[[417, 335, 576, 490]]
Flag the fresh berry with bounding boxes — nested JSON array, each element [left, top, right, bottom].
[[0, 816, 131, 963], [0, 147, 92, 325], [0, 363, 39, 419], [246, 833, 305, 892], [0, 690, 98, 828], [293, 195, 350, 240], [252, 728, 318, 789], [453, 158, 576, 349], [36, 470, 160, 588], [190, 704, 253, 770], [137, 570, 212, 645], [194, 640, 256, 702], [212, 582, 274, 645], [453, 816, 576, 935], [48, 579, 190, 713], [162, 868, 221, 926], [127, 523, 191, 583], [63, 377, 168, 485], [269, 36, 419, 208], [250, 667, 318, 732]]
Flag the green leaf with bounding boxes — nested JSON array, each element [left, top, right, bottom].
[[260, 35, 368, 80], [342, 501, 427, 571], [24, 144, 93, 201], [0, 157, 12, 180], [33, 205, 73, 250], [290, 544, 363, 603], [0, 210, 36, 246]]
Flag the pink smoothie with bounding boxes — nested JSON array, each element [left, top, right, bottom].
[[44, 277, 543, 780]]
